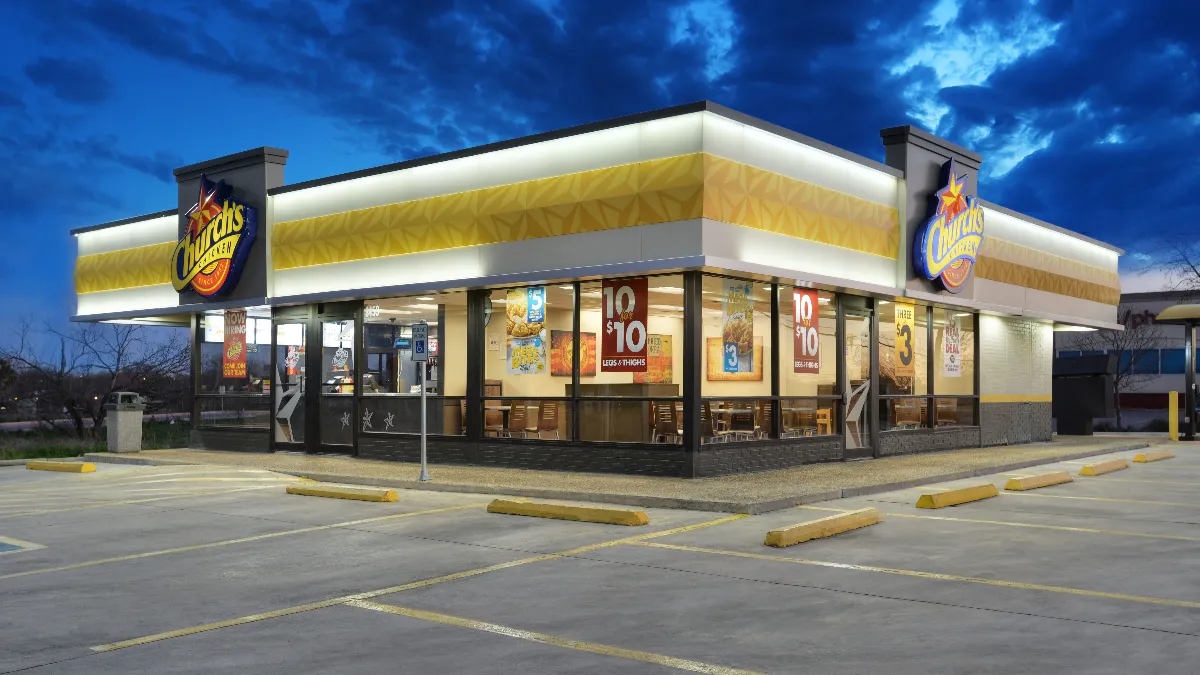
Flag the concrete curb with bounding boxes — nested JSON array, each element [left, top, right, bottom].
[[765, 508, 881, 547], [0, 457, 85, 467], [1004, 471, 1074, 491], [82, 442, 1151, 514], [286, 484, 399, 502], [916, 483, 999, 509], [487, 499, 650, 526], [26, 460, 96, 473], [1080, 458, 1130, 476]]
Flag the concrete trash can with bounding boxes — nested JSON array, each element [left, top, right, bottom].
[[105, 392, 145, 453]]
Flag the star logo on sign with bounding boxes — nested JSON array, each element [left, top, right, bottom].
[[363, 410, 374, 430], [384, 412, 395, 430], [340, 412, 351, 429]]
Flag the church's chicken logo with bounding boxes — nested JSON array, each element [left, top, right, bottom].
[[914, 158, 985, 293], [170, 175, 258, 297]]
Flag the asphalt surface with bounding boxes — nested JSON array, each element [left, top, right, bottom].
[[2, 444, 1199, 673]]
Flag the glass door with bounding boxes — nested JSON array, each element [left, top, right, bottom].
[[844, 310, 873, 458], [319, 318, 355, 449], [273, 321, 307, 450]]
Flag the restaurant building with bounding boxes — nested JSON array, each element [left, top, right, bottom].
[[71, 102, 1123, 477]]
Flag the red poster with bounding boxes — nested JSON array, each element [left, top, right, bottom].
[[223, 310, 248, 378], [601, 277, 648, 372], [793, 289, 819, 373]]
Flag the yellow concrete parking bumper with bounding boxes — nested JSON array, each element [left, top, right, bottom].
[[286, 484, 398, 502], [1079, 458, 1129, 476], [765, 508, 881, 548], [916, 484, 999, 509], [487, 499, 649, 526], [26, 461, 96, 473], [1004, 471, 1074, 491], [1133, 450, 1175, 463]]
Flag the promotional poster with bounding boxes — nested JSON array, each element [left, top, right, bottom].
[[222, 310, 247, 378], [792, 289, 819, 374], [506, 288, 547, 375], [601, 277, 648, 373], [721, 280, 754, 374]]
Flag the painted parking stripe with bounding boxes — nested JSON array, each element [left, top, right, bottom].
[[0, 486, 276, 520], [90, 515, 747, 653], [633, 542, 1200, 609], [348, 600, 767, 675], [1, 503, 488, 581]]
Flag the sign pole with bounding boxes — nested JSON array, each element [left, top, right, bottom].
[[412, 320, 431, 481], [419, 365, 429, 481]]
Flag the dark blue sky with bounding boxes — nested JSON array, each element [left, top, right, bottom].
[[2, 0, 1195, 325]]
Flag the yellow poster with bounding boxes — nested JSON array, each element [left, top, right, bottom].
[[894, 302, 916, 378]]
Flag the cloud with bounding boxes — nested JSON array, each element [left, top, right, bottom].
[[668, 0, 741, 82], [24, 57, 112, 104]]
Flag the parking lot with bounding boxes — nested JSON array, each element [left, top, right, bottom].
[[3, 444, 1199, 674]]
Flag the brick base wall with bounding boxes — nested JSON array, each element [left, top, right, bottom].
[[358, 436, 687, 476], [694, 436, 843, 477], [877, 427, 981, 457], [980, 402, 1052, 446], [190, 427, 269, 452]]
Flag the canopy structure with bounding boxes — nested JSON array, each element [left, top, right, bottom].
[[1151, 304, 1200, 324], [1152, 304, 1199, 440]]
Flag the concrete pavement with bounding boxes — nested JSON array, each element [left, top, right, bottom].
[[3, 442, 1200, 673]]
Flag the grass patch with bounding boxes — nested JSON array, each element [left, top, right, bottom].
[[0, 418, 192, 460]]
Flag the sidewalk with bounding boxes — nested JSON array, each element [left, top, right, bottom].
[[86, 436, 1159, 513]]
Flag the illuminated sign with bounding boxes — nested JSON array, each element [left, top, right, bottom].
[[170, 174, 258, 297], [914, 159, 984, 293]]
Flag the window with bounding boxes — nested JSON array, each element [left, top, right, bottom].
[[878, 301, 927, 396], [577, 276, 683, 443], [931, 308, 976, 427], [1161, 349, 1185, 374], [362, 293, 467, 435], [483, 285, 574, 441], [197, 309, 272, 429], [778, 287, 838, 437], [699, 275, 772, 442], [1057, 350, 1082, 358], [1120, 349, 1159, 375]]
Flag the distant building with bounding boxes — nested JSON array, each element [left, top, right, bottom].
[[1055, 290, 1193, 410]]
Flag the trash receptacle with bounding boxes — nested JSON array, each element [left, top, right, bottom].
[[104, 392, 145, 453]]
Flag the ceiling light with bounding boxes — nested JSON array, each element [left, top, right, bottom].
[[416, 296, 434, 301], [878, 300, 890, 305], [558, 286, 574, 291], [651, 286, 684, 295], [955, 313, 971, 317]]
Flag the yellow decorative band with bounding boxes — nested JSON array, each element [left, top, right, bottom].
[[975, 256, 1120, 306], [271, 153, 901, 271], [75, 241, 175, 295], [979, 237, 1119, 289], [980, 394, 1052, 403]]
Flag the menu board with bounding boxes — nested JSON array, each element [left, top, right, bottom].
[[721, 280, 754, 374], [223, 310, 247, 378], [601, 277, 648, 372], [894, 301, 916, 378], [633, 334, 673, 384], [792, 289, 819, 374], [506, 288, 547, 375], [942, 316, 962, 377]]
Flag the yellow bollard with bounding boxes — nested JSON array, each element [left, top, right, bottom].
[[1170, 391, 1179, 442]]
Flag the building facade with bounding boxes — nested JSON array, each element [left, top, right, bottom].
[[72, 102, 1122, 477]]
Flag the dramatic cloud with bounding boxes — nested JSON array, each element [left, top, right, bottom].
[[1, 0, 1198, 324], [24, 57, 112, 104]]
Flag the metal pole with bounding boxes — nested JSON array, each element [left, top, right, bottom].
[[1187, 323, 1196, 442], [419, 363, 430, 480]]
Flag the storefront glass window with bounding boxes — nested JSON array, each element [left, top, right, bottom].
[[697, 275, 772, 442], [575, 275, 683, 442], [878, 301, 928, 396], [362, 293, 467, 435], [933, 309, 975, 396], [778, 287, 838, 438], [197, 309, 272, 430]]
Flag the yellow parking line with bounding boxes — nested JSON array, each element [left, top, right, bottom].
[[347, 600, 767, 675], [90, 514, 747, 653], [632, 542, 1200, 609], [1000, 492, 1200, 508], [798, 505, 1200, 542], [1, 503, 487, 581], [0, 486, 275, 520]]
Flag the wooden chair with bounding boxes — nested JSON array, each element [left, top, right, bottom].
[[700, 401, 723, 444], [816, 408, 832, 435], [653, 402, 677, 444], [894, 399, 922, 429], [459, 399, 467, 435], [535, 401, 560, 439], [754, 400, 773, 439], [483, 407, 504, 437], [500, 403, 528, 438], [936, 399, 957, 426]]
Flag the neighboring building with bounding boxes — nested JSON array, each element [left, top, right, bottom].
[[70, 101, 1122, 477], [1055, 290, 1194, 411]]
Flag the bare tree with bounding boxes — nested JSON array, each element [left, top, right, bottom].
[[1, 320, 189, 436], [1061, 321, 1164, 429], [1145, 237, 1200, 299]]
